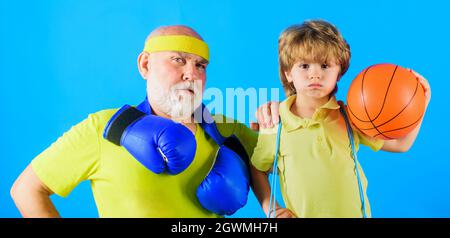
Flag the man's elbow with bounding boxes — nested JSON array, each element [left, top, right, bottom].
[[10, 174, 28, 204], [10, 181, 17, 202], [10, 165, 51, 204]]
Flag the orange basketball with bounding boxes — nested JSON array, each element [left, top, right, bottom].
[[346, 63, 425, 140]]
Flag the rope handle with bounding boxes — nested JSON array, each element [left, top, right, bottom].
[[268, 119, 282, 218]]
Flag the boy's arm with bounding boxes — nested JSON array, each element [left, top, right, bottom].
[[381, 69, 431, 153], [250, 166, 296, 218], [381, 118, 424, 152], [11, 165, 61, 218]]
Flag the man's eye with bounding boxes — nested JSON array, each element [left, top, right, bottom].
[[197, 64, 206, 70], [173, 57, 184, 63]]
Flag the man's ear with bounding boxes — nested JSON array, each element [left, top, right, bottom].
[[137, 52, 150, 80]]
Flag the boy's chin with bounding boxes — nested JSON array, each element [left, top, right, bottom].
[[305, 91, 329, 99]]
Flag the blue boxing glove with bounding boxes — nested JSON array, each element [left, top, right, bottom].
[[104, 105, 196, 175], [196, 138, 250, 215]]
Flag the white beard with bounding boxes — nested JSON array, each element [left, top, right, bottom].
[[148, 80, 203, 121]]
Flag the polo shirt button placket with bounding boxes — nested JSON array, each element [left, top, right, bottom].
[[317, 135, 322, 143]]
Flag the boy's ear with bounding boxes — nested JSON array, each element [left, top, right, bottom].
[[284, 70, 292, 82], [137, 52, 150, 80]]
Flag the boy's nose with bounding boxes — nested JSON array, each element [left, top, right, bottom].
[[309, 66, 322, 80], [309, 73, 321, 80], [309, 75, 321, 80]]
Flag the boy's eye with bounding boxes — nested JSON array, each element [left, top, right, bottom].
[[321, 64, 329, 69], [299, 64, 309, 69]]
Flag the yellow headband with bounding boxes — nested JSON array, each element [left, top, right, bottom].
[[144, 35, 209, 61]]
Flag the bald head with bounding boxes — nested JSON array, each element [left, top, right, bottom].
[[146, 25, 203, 43]]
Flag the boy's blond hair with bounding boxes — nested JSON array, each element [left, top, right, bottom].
[[278, 20, 351, 96]]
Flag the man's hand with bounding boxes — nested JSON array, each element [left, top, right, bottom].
[[11, 164, 60, 218], [254, 101, 281, 129]]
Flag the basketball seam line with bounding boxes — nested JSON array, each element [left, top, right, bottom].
[[371, 64, 398, 121], [347, 68, 371, 123], [373, 114, 423, 137], [361, 65, 394, 140], [347, 66, 394, 123], [358, 75, 419, 130]]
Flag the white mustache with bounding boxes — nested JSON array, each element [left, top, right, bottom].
[[171, 81, 201, 94]]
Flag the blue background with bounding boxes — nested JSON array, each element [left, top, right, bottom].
[[1, 0, 449, 218]]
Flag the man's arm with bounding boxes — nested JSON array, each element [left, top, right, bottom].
[[11, 164, 60, 218]]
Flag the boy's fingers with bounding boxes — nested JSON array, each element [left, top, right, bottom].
[[419, 76, 430, 90], [256, 102, 279, 128], [262, 103, 272, 128], [270, 102, 280, 124], [409, 69, 428, 87], [408, 68, 431, 102], [257, 106, 264, 128], [415, 73, 431, 100], [256, 104, 269, 127], [255, 107, 263, 126]]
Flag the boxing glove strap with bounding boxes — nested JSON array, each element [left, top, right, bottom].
[[104, 106, 146, 146]]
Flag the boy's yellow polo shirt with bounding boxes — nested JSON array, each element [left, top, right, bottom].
[[31, 109, 257, 217], [251, 95, 384, 218]]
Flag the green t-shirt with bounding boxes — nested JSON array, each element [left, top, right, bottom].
[[32, 109, 257, 217]]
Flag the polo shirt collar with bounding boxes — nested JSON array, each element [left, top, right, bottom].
[[280, 95, 341, 132]]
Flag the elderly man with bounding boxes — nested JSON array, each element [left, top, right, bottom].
[[11, 25, 258, 218]]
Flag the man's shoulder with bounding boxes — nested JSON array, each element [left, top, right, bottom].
[[210, 113, 239, 124], [80, 108, 120, 130], [91, 108, 120, 121], [209, 113, 256, 139]]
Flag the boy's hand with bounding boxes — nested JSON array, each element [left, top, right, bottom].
[[255, 101, 280, 129], [409, 68, 431, 108], [274, 208, 296, 218], [380, 68, 430, 153]]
